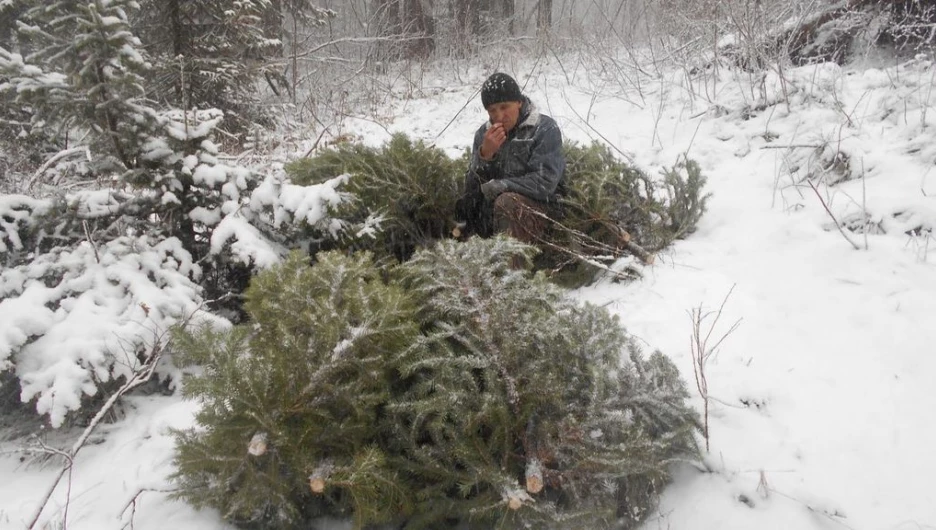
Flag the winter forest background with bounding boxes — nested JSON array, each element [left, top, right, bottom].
[[2, 0, 936, 529]]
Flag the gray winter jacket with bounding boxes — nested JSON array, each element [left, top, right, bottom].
[[465, 98, 566, 204]]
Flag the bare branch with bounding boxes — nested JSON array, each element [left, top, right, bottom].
[[688, 285, 742, 452], [805, 179, 861, 250], [27, 302, 208, 529]]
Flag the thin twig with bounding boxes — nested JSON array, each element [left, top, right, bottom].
[[689, 285, 742, 452], [27, 357, 160, 529], [120, 487, 178, 530], [564, 100, 636, 164], [805, 179, 861, 250], [302, 125, 332, 158], [82, 221, 100, 263], [760, 144, 824, 149], [861, 158, 869, 250], [525, 205, 655, 266], [433, 84, 482, 144], [767, 487, 856, 529]]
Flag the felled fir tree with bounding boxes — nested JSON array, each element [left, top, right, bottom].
[[386, 237, 699, 529], [172, 250, 416, 528], [285, 134, 466, 262], [543, 143, 711, 286], [172, 238, 699, 529], [284, 135, 709, 287]]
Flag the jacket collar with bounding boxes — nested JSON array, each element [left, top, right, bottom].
[[516, 97, 540, 130]]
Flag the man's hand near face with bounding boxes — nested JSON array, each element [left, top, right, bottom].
[[479, 123, 507, 161]]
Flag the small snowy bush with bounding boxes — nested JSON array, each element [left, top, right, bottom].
[[0, 236, 207, 427], [0, 114, 353, 424], [0, 0, 355, 427], [0, 155, 351, 426], [0, 194, 52, 267]]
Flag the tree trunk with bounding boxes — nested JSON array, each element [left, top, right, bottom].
[[503, 0, 515, 35], [167, 0, 186, 107], [454, 0, 480, 55], [405, 0, 435, 59], [536, 0, 553, 36], [291, 15, 298, 102], [375, 0, 435, 60]]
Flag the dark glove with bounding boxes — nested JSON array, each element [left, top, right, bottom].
[[480, 179, 508, 201]]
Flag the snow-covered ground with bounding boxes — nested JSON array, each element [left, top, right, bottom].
[[3, 52, 936, 530]]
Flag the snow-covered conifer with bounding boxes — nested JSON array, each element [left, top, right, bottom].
[[0, 235, 210, 427], [1, 0, 158, 171], [132, 0, 333, 133]]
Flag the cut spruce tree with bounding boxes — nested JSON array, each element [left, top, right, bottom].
[[284, 136, 709, 287], [171, 250, 415, 528], [171, 237, 700, 529]]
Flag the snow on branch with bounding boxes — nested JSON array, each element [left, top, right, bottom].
[[161, 109, 225, 143], [210, 213, 285, 269], [0, 235, 220, 427], [0, 194, 51, 255], [250, 170, 351, 236]]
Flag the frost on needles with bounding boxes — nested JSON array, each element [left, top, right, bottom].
[[171, 237, 700, 530]]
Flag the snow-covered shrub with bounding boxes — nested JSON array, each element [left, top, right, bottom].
[[235, 166, 351, 266], [0, 0, 159, 171], [131, 109, 258, 254], [0, 103, 357, 421], [0, 189, 149, 268], [130, 109, 278, 315], [714, 0, 936, 68], [171, 237, 700, 529], [0, 0, 355, 426], [0, 147, 351, 423], [0, 235, 211, 427]]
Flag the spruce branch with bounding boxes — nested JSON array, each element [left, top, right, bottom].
[[26, 146, 90, 192]]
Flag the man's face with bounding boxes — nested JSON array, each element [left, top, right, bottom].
[[486, 100, 523, 133]]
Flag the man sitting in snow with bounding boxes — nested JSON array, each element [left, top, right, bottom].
[[455, 72, 566, 244]]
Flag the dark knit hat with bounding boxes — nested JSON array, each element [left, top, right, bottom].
[[481, 73, 523, 108]]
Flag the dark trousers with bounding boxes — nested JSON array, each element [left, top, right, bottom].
[[457, 188, 558, 242], [492, 192, 550, 243]]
